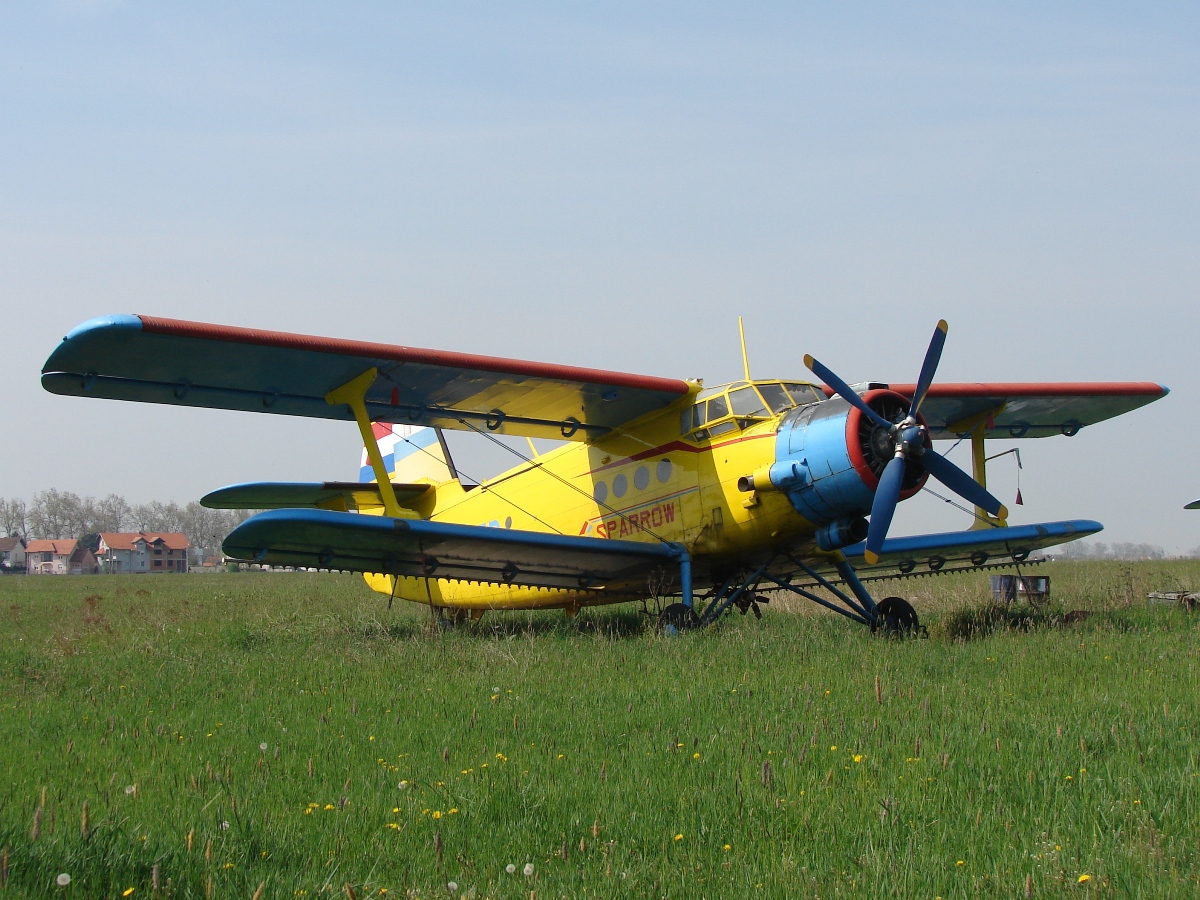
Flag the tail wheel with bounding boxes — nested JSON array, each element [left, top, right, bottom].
[[873, 596, 919, 635]]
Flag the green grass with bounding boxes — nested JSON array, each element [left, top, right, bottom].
[[1, 561, 1198, 898]]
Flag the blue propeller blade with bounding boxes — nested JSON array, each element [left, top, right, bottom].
[[910, 320, 948, 419], [804, 354, 893, 432], [865, 455, 907, 564], [922, 451, 1008, 519]]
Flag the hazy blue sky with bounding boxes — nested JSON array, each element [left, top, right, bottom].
[[2, 3, 1197, 549]]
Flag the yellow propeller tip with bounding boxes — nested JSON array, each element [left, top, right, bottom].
[[937, 319, 948, 333], [997, 505, 1009, 520], [803, 354, 815, 369], [863, 550, 880, 565]]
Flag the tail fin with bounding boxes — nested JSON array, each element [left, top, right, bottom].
[[360, 423, 456, 485]]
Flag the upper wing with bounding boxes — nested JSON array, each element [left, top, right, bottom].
[[833, 519, 1101, 581], [1187, 500, 1200, 510], [884, 382, 1168, 439], [222, 508, 683, 591], [201, 481, 431, 513], [42, 315, 693, 441]]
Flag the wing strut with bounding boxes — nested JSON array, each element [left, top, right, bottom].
[[946, 403, 1009, 529], [325, 368, 403, 518]]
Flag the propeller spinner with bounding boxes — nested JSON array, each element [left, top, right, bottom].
[[804, 320, 1008, 565]]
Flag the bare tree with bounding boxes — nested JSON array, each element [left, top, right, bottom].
[[0, 498, 28, 541], [29, 489, 86, 540], [94, 494, 132, 533]]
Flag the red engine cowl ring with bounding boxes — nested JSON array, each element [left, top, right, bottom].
[[845, 388, 929, 499]]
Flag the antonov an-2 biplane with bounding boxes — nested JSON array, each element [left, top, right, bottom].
[[42, 315, 1167, 632]]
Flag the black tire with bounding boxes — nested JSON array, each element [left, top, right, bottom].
[[659, 602, 700, 633], [873, 596, 919, 635]]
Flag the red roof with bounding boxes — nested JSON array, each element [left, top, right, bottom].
[[99, 532, 191, 551], [26, 539, 78, 555]]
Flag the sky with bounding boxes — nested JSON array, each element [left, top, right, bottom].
[[2, 3, 1198, 551]]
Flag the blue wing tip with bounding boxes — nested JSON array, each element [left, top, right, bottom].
[[62, 314, 143, 344]]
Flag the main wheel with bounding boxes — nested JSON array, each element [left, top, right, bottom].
[[659, 602, 699, 634], [873, 596, 919, 635]]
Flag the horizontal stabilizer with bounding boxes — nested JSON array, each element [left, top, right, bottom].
[[832, 519, 1102, 580], [202, 481, 430, 512], [223, 509, 683, 590]]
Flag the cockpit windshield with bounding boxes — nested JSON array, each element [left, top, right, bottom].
[[680, 380, 823, 440]]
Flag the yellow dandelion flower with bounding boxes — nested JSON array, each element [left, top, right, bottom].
[[956, 860, 964, 866], [123, 890, 135, 897], [723, 844, 731, 851], [449, 808, 458, 814], [481, 763, 488, 768], [830, 745, 838, 751], [852, 754, 865, 763], [324, 804, 334, 810], [432, 811, 442, 819], [1078, 874, 1091, 883], [674, 833, 683, 841], [557, 754, 565, 759], [693, 753, 700, 759], [1065, 775, 1074, 781]]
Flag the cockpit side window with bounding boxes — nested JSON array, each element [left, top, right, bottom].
[[706, 395, 728, 422]]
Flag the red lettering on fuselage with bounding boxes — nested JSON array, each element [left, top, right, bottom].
[[596, 500, 676, 539]]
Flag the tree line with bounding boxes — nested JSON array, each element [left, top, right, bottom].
[[0, 491, 253, 563], [1053, 540, 1168, 561]]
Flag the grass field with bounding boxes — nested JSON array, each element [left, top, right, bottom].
[[1, 561, 1198, 898]]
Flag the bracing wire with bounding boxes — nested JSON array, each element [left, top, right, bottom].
[[452, 417, 676, 545]]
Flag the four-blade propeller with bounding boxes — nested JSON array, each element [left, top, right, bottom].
[[804, 320, 1008, 565]]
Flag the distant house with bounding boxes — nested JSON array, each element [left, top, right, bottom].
[[0, 536, 26, 573], [97, 532, 191, 574], [194, 555, 227, 574], [25, 542, 81, 578]]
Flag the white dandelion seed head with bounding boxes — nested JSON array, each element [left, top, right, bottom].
[[399, 780, 409, 790], [523, 863, 535, 877], [505, 864, 516, 875], [447, 882, 458, 892], [220, 820, 230, 830], [124, 785, 135, 794], [56, 873, 72, 886], [492, 687, 500, 693], [259, 742, 268, 751]]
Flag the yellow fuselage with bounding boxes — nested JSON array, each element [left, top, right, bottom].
[[365, 386, 821, 610]]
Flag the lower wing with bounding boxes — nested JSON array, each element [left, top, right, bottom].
[[222, 509, 682, 591], [821, 519, 1101, 582]]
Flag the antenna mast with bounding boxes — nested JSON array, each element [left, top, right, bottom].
[[738, 316, 752, 382]]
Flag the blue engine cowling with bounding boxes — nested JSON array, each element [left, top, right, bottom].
[[775, 390, 928, 545]]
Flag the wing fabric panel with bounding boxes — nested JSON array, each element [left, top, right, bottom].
[[222, 509, 682, 590], [41, 315, 691, 440], [789, 520, 1101, 586], [882, 383, 1167, 439]]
